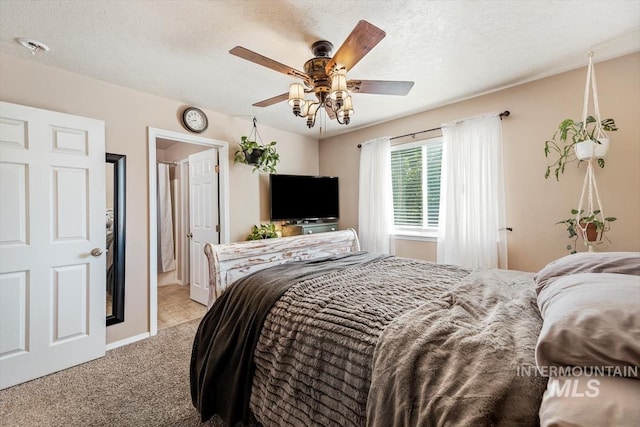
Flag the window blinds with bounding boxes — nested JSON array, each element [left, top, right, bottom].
[[390, 140, 442, 229]]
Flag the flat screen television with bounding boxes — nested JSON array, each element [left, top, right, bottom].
[[270, 174, 339, 222]]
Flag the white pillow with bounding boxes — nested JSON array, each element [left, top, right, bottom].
[[540, 375, 640, 427], [536, 272, 640, 375]]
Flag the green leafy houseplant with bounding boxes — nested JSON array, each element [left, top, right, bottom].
[[556, 209, 616, 253], [246, 223, 279, 240], [544, 116, 617, 180], [233, 136, 279, 174]]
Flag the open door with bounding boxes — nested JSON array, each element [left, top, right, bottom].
[[188, 148, 219, 305], [0, 102, 106, 389]]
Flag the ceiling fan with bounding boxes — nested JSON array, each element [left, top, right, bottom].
[[229, 20, 414, 129]]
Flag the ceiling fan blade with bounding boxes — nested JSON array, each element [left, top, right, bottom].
[[348, 80, 414, 96], [252, 92, 289, 107], [325, 20, 386, 74], [324, 103, 337, 120], [229, 46, 308, 81]]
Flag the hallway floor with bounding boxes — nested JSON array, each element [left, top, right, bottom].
[[158, 284, 207, 330]]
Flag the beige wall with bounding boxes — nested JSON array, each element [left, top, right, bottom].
[[0, 53, 319, 344], [320, 53, 640, 272]]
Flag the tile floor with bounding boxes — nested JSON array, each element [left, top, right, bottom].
[[157, 284, 207, 330]]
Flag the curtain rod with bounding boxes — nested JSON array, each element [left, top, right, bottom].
[[157, 160, 177, 166], [357, 110, 510, 148]]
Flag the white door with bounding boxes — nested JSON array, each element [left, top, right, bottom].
[[188, 148, 219, 305], [0, 102, 106, 389]]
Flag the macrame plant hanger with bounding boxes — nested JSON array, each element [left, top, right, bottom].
[[575, 52, 607, 252], [248, 117, 264, 145]]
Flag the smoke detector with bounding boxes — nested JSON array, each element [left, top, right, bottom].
[[16, 38, 50, 55]]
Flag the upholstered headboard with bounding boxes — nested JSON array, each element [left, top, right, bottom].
[[203, 229, 360, 307]]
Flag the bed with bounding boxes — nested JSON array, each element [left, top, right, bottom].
[[190, 230, 640, 426]]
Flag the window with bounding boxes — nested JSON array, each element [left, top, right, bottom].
[[390, 137, 443, 233]]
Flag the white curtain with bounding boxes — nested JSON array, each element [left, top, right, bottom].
[[437, 114, 507, 269], [157, 164, 176, 272], [358, 136, 393, 254]]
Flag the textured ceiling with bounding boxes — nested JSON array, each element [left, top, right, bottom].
[[1, 0, 639, 139]]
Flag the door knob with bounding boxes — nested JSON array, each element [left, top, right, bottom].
[[91, 248, 103, 257], [187, 232, 193, 238]]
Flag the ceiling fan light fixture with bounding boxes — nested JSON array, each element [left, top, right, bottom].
[[232, 21, 413, 131], [337, 95, 354, 125], [288, 82, 306, 116], [305, 103, 320, 128], [330, 71, 348, 108]]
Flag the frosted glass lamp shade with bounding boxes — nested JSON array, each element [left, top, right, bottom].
[[288, 83, 305, 106], [337, 95, 354, 118], [330, 72, 348, 103]]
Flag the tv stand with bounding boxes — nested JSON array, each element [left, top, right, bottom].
[[281, 221, 338, 237]]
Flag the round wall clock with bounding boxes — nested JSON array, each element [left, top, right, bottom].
[[181, 107, 208, 133]]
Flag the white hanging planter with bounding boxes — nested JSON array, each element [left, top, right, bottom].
[[574, 138, 610, 160]]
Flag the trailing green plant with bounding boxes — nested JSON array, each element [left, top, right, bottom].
[[556, 208, 616, 253], [246, 223, 278, 240], [544, 116, 617, 181], [233, 136, 279, 174]]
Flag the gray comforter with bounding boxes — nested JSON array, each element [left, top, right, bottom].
[[192, 253, 547, 426]]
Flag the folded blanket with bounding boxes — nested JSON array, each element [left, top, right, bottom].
[[190, 251, 387, 425]]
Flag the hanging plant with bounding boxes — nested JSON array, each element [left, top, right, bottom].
[[233, 118, 279, 173], [549, 52, 619, 252], [544, 116, 617, 180], [556, 209, 616, 253], [544, 52, 618, 181]]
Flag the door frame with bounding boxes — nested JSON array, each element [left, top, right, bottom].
[[147, 127, 229, 336]]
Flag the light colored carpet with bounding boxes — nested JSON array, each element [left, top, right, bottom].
[[0, 318, 223, 427]]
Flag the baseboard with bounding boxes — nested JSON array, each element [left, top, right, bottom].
[[106, 332, 150, 351]]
